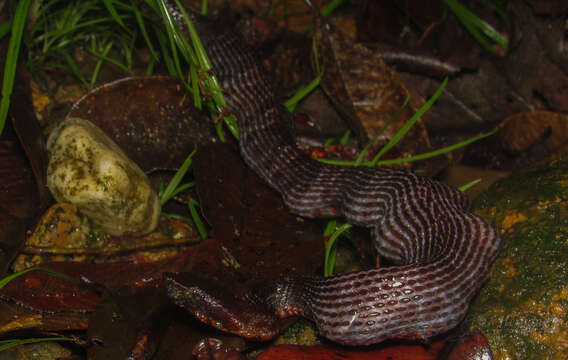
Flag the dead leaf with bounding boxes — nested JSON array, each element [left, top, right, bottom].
[[498, 111, 568, 153], [314, 20, 432, 162]]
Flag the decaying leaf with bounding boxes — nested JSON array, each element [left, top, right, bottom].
[[12, 203, 200, 272], [498, 110, 568, 153], [314, 21, 431, 160]]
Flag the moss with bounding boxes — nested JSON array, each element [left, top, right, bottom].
[[275, 318, 319, 346], [469, 154, 568, 359]]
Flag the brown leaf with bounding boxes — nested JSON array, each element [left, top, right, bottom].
[[257, 341, 444, 360], [10, 66, 51, 212], [0, 268, 100, 314], [314, 21, 432, 161], [442, 332, 493, 360], [1, 251, 192, 315], [0, 134, 41, 275], [12, 203, 200, 271], [0, 300, 90, 335], [66, 76, 215, 172], [498, 111, 568, 154], [192, 143, 325, 292], [86, 285, 169, 360]]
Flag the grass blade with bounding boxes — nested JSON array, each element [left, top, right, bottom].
[[159, 149, 196, 206], [0, 19, 12, 39], [443, 0, 509, 53], [371, 78, 447, 164], [188, 197, 207, 239], [102, 0, 127, 29], [0, 267, 73, 290], [375, 130, 494, 166], [0, 0, 32, 136], [284, 72, 323, 113], [458, 178, 481, 192], [324, 223, 352, 277], [132, 4, 158, 61], [0, 337, 73, 352]]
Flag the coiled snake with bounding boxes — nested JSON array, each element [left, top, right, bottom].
[[163, 7, 501, 346]]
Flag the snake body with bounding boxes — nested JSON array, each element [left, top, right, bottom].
[[164, 8, 501, 346]]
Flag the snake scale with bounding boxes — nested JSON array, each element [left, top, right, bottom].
[[163, 6, 501, 346]]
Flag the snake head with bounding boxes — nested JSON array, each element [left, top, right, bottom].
[[163, 272, 286, 340]]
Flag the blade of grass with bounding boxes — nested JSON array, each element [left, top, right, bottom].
[[159, 149, 196, 206], [459, 178, 481, 192], [0, 337, 74, 352], [0, 0, 32, 136], [324, 223, 352, 277], [321, 0, 345, 18], [0, 19, 12, 39], [283, 72, 323, 113], [89, 39, 114, 88], [58, 49, 90, 88], [154, 27, 177, 76], [374, 130, 494, 166], [353, 95, 409, 165], [0, 267, 74, 290], [188, 197, 207, 239], [132, 5, 159, 61], [158, 0, 239, 139], [443, 0, 508, 53], [339, 130, 351, 146], [88, 45, 134, 76], [102, 0, 127, 29], [372, 78, 448, 164], [323, 219, 338, 236], [316, 130, 494, 167]]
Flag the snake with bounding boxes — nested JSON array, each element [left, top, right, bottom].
[[162, 5, 501, 346]]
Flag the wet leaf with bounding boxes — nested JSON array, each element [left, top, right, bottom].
[[0, 300, 90, 334], [0, 129, 41, 276], [87, 285, 169, 360], [0, 265, 99, 313], [66, 76, 215, 172], [0, 251, 191, 335], [0, 340, 72, 359], [9, 67, 51, 212], [498, 111, 568, 154], [257, 341, 444, 360], [12, 203, 200, 272], [192, 143, 325, 292], [314, 20, 431, 163]]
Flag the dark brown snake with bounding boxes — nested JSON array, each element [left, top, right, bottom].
[[163, 7, 501, 346]]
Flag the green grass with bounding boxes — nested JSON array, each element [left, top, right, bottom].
[[0, 0, 31, 136], [0, 337, 74, 352], [158, 149, 208, 239], [443, 0, 509, 54], [0, 0, 182, 137], [323, 221, 352, 277]]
